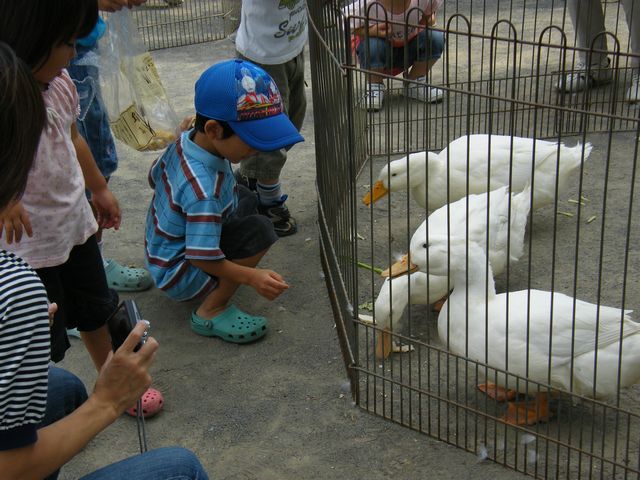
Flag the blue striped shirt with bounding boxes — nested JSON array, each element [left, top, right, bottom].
[[145, 131, 238, 299]]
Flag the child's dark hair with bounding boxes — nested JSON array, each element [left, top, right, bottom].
[[0, 42, 46, 210], [0, 0, 98, 71], [194, 114, 236, 139]]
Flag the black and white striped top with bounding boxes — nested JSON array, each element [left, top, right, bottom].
[[0, 249, 50, 451]]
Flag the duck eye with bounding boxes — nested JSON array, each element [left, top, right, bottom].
[[391, 173, 397, 177], [422, 243, 428, 249]]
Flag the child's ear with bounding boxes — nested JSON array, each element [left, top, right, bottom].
[[203, 119, 223, 140]]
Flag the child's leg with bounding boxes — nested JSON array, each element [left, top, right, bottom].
[[407, 29, 445, 79], [356, 36, 389, 83], [195, 188, 279, 319], [80, 326, 112, 371], [61, 236, 119, 371], [195, 248, 269, 319]]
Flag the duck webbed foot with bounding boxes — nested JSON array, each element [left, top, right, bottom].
[[478, 383, 518, 402], [375, 330, 414, 360], [503, 392, 552, 426]]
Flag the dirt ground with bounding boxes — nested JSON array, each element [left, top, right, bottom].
[[54, 39, 532, 479]]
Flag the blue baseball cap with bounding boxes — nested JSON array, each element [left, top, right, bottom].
[[194, 59, 304, 151]]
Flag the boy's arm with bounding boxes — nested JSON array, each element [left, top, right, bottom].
[[71, 124, 121, 229], [190, 258, 288, 301]]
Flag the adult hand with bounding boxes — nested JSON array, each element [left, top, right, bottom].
[[249, 269, 289, 300], [0, 200, 32, 244], [92, 321, 158, 416], [91, 188, 121, 230], [98, 0, 146, 12]]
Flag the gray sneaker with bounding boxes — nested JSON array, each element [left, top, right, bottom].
[[556, 58, 612, 93], [404, 76, 444, 103]]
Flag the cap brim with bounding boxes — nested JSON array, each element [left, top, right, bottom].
[[228, 113, 304, 152]]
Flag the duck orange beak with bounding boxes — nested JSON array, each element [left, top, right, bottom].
[[362, 180, 388, 206], [380, 254, 418, 278]]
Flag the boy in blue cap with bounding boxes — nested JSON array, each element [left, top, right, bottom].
[[145, 59, 303, 343]]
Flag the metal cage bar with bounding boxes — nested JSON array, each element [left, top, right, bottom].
[[310, 1, 640, 478]]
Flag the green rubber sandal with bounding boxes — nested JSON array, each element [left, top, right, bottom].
[[104, 259, 153, 292], [190, 305, 268, 343]]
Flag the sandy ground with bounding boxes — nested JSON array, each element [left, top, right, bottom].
[[55, 39, 530, 479]]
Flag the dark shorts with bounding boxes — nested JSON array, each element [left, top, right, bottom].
[[36, 235, 118, 362], [219, 185, 279, 259], [163, 185, 278, 302]]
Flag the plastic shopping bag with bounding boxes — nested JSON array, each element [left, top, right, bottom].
[[99, 9, 179, 151]]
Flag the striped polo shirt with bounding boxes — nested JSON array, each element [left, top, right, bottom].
[[145, 130, 238, 300], [0, 250, 50, 450]]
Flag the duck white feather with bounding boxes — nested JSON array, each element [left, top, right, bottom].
[[430, 236, 640, 400], [363, 134, 592, 210], [370, 186, 530, 358]]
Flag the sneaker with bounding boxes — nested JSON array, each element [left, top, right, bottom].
[[259, 196, 298, 237], [556, 58, 612, 93], [626, 72, 640, 103], [404, 77, 444, 103], [362, 83, 385, 111]]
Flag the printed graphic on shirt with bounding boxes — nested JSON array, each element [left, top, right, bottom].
[[275, 0, 308, 42], [235, 63, 283, 121]]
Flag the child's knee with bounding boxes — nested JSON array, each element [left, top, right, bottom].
[[417, 29, 445, 60], [356, 37, 389, 68]]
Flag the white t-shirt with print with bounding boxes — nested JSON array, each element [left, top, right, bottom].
[[236, 0, 308, 65]]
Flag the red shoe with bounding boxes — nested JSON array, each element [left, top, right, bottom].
[[126, 387, 164, 418]]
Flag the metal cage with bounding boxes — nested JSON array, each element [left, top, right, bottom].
[[129, 0, 240, 50], [309, 1, 640, 478]]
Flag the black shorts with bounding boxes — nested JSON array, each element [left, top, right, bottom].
[[37, 235, 118, 362], [219, 185, 278, 259]]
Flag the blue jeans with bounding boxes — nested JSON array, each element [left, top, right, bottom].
[[356, 29, 445, 71], [67, 44, 118, 179], [40, 366, 89, 480], [41, 366, 209, 480], [79, 447, 209, 480]]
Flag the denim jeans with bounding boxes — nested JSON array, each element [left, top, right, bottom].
[[79, 447, 210, 480], [40, 366, 209, 480], [67, 44, 118, 178], [357, 28, 445, 71], [40, 366, 89, 480]]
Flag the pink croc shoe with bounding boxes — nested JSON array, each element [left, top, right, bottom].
[[126, 387, 164, 418]]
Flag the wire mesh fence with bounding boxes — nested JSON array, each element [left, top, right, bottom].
[[310, 1, 640, 478], [128, 0, 240, 50]]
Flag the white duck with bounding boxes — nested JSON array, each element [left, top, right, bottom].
[[428, 235, 640, 425], [362, 134, 592, 211], [365, 185, 531, 359]]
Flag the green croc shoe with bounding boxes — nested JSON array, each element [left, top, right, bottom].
[[105, 259, 153, 292], [191, 305, 268, 343]]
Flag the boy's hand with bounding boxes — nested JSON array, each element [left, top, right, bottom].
[[249, 269, 289, 300], [91, 188, 121, 230], [0, 200, 32, 244]]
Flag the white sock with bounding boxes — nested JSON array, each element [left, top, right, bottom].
[[257, 182, 283, 206]]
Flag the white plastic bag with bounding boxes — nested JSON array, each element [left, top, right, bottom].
[[99, 9, 179, 151]]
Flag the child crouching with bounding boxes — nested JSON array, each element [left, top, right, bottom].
[[145, 59, 303, 343]]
